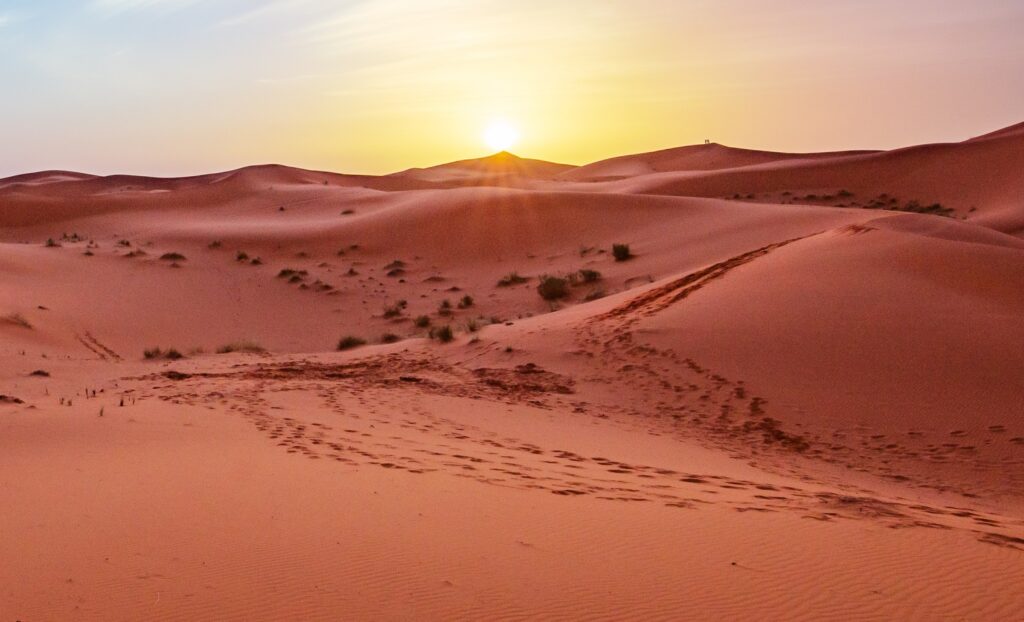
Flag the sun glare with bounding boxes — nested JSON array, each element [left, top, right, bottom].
[[483, 122, 520, 152]]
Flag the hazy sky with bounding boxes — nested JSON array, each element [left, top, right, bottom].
[[1, 0, 1023, 176]]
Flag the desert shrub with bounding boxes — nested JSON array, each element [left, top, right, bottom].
[[277, 268, 308, 279], [160, 252, 186, 261], [29, 369, 50, 377], [341, 209, 355, 215], [497, 272, 528, 287], [430, 325, 454, 343], [45, 238, 60, 248], [906, 202, 954, 217], [466, 319, 479, 332], [208, 240, 223, 249], [143, 347, 183, 360], [216, 340, 266, 354], [438, 299, 453, 316], [612, 244, 632, 262], [236, 251, 249, 262], [250, 257, 263, 265], [384, 260, 406, 271], [117, 239, 132, 247], [337, 336, 367, 351], [583, 289, 606, 302], [414, 315, 431, 328], [382, 303, 404, 319], [537, 275, 569, 301], [458, 295, 474, 308], [570, 269, 601, 285], [380, 333, 401, 344]]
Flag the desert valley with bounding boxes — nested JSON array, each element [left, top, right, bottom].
[[2, 120, 1024, 620]]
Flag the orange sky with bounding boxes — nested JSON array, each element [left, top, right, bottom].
[[2, 0, 1023, 176]]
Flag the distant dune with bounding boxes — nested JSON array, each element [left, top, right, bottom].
[[390, 150, 576, 184], [2, 121, 1024, 621], [558, 143, 877, 181]]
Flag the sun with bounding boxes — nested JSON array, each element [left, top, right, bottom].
[[483, 122, 520, 152]]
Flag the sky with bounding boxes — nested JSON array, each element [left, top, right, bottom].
[[1, 0, 1023, 176]]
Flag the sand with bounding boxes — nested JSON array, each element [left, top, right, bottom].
[[2, 121, 1024, 620]]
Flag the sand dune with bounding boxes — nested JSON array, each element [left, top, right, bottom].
[[391, 151, 575, 185], [559, 143, 876, 182], [2, 121, 1024, 620], [600, 125, 1024, 237]]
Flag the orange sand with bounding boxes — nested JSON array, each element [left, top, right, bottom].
[[2, 123, 1023, 620]]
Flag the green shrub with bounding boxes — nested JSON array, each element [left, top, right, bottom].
[[571, 269, 601, 285], [337, 336, 367, 351], [537, 275, 569, 300], [612, 244, 632, 262], [497, 272, 528, 287], [143, 347, 184, 360], [216, 341, 266, 354], [279, 268, 308, 281], [430, 325, 454, 343]]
